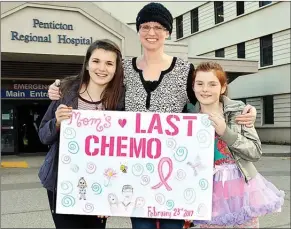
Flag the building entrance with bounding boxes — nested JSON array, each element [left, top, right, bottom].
[[1, 100, 51, 155], [17, 101, 50, 153]]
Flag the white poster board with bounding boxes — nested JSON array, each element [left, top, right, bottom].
[[56, 110, 214, 220]]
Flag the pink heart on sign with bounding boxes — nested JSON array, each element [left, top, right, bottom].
[[118, 119, 127, 128]]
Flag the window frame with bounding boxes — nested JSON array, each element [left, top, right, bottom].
[[214, 1, 224, 24], [263, 95, 274, 124], [191, 8, 199, 34], [237, 42, 246, 59], [176, 15, 183, 39], [215, 48, 225, 58], [236, 1, 245, 16], [260, 34, 273, 67], [259, 1, 272, 7]]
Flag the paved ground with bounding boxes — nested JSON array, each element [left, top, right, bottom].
[[1, 145, 290, 228]]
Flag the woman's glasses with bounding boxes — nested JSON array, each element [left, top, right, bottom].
[[139, 25, 166, 34]]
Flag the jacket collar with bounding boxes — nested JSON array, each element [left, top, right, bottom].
[[192, 95, 245, 114]]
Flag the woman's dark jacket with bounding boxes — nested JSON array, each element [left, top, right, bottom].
[[38, 81, 125, 192]]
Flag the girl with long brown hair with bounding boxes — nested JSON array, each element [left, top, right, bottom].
[[38, 39, 124, 228]]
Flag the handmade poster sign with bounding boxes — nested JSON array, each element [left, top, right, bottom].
[[56, 110, 215, 220]]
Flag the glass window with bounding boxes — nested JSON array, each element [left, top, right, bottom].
[[214, 1, 224, 24], [263, 95, 274, 124], [237, 42, 245, 59], [1, 106, 15, 153], [237, 1, 245, 16], [191, 8, 199, 33], [215, 48, 225, 57], [176, 16, 183, 39], [259, 1, 272, 7], [260, 35, 273, 67]]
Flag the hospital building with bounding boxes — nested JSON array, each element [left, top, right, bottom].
[[1, 1, 289, 155]]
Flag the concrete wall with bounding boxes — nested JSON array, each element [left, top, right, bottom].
[[164, 42, 188, 60], [257, 128, 291, 144]]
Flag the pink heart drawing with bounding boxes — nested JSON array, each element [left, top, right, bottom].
[[118, 119, 127, 128]]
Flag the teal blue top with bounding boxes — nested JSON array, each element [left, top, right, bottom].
[[214, 137, 235, 165]]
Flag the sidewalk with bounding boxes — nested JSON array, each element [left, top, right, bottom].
[[262, 144, 291, 157], [1, 156, 290, 228]]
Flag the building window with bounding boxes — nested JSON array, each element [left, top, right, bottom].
[[237, 42, 245, 58], [263, 95, 274, 124], [215, 48, 225, 57], [236, 1, 245, 16], [214, 1, 224, 24], [176, 15, 183, 39], [191, 8, 199, 33], [259, 1, 272, 7], [260, 34, 273, 67]]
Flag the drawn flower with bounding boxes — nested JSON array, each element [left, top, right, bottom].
[[104, 168, 117, 178], [103, 168, 117, 187]]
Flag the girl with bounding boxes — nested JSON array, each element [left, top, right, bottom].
[[188, 62, 285, 228], [46, 3, 257, 229], [38, 39, 124, 228]]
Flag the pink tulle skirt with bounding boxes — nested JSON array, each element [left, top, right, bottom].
[[194, 164, 285, 226]]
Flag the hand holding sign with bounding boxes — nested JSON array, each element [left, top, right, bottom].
[[55, 104, 72, 127], [56, 110, 214, 220]]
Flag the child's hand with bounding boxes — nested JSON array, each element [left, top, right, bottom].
[[209, 113, 226, 136]]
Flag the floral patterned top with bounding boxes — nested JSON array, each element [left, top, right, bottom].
[[214, 135, 236, 166]]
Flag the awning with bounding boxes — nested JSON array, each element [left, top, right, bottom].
[[228, 64, 291, 99]]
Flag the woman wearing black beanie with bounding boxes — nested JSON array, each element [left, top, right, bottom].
[[130, 4, 196, 228], [47, 2, 257, 229]]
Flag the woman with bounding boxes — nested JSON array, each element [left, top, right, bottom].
[[38, 39, 124, 228], [188, 62, 284, 228], [46, 3, 257, 229]]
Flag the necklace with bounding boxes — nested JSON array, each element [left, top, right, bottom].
[[86, 90, 100, 110]]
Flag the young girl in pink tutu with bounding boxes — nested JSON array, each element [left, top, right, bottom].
[[187, 62, 285, 228]]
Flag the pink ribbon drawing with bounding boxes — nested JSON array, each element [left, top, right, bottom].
[[152, 157, 173, 191]]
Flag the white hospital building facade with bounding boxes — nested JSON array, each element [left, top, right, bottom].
[[1, 1, 290, 155]]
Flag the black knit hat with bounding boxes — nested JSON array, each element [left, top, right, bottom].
[[136, 2, 173, 34]]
